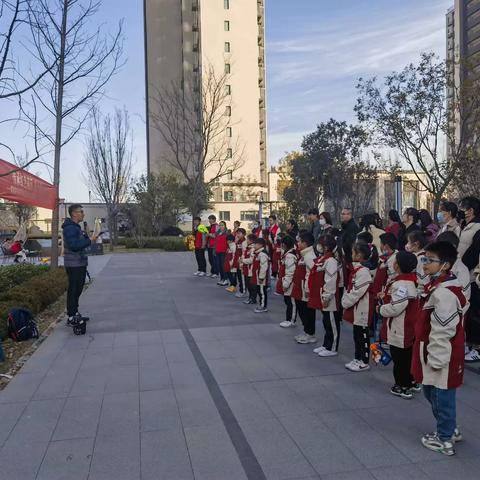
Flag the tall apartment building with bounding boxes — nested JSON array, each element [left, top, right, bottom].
[[144, 0, 268, 226]]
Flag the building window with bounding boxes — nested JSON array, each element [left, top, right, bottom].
[[224, 20, 230, 31], [223, 191, 234, 202], [225, 63, 231, 74], [219, 211, 230, 221], [225, 84, 231, 95], [226, 127, 232, 137], [224, 42, 231, 53], [225, 106, 231, 116], [224, 0, 230, 9], [240, 211, 258, 222], [226, 148, 233, 158]]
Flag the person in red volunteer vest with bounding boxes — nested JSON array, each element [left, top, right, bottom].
[[193, 217, 207, 276], [214, 221, 229, 286], [412, 241, 467, 456], [234, 228, 247, 298], [342, 241, 375, 372], [377, 251, 419, 399], [277, 235, 298, 328], [308, 234, 342, 357], [206, 215, 219, 278]]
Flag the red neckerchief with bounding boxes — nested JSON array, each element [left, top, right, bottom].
[[315, 251, 334, 267], [423, 272, 454, 296], [379, 251, 394, 266], [347, 264, 364, 291]]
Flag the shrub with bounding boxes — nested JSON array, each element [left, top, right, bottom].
[[0, 264, 50, 292], [124, 236, 188, 251], [0, 268, 68, 340], [160, 226, 184, 237]]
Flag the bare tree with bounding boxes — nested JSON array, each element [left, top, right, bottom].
[[84, 107, 131, 250], [150, 64, 245, 219], [20, 0, 123, 266]]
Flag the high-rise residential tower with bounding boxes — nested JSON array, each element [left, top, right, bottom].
[[144, 0, 268, 224]]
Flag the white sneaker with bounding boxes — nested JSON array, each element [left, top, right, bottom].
[[273, 292, 282, 296], [211, 274, 218, 279], [296, 334, 318, 344], [235, 291, 246, 298], [313, 346, 326, 354], [346, 359, 370, 372], [254, 307, 268, 313], [465, 349, 480, 362], [193, 271, 200, 276], [318, 349, 338, 357], [345, 359, 356, 369], [279, 321, 296, 328], [198, 272, 206, 277]]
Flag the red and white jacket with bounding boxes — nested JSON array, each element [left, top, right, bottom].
[[372, 251, 397, 297], [268, 223, 280, 242], [224, 242, 237, 273], [307, 252, 340, 312], [234, 239, 245, 272], [242, 243, 256, 277], [290, 245, 316, 302], [251, 248, 270, 286], [342, 263, 373, 327], [412, 274, 467, 389], [276, 248, 297, 296], [452, 258, 471, 306], [379, 273, 419, 348]]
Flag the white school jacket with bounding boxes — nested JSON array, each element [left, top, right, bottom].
[[342, 263, 372, 327], [281, 249, 298, 297]]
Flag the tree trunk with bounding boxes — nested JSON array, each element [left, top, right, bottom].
[[432, 195, 441, 221], [50, 1, 69, 269]]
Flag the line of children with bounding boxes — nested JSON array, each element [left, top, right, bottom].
[[277, 235, 298, 327]]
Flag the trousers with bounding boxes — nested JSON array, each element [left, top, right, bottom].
[[353, 325, 370, 363], [423, 385, 457, 441], [194, 248, 206, 273], [322, 310, 341, 352], [389, 345, 413, 388], [295, 300, 316, 335], [66, 266, 87, 317], [284, 296, 297, 323]]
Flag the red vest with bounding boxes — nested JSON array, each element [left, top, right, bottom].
[[194, 230, 204, 249], [307, 253, 338, 310], [224, 248, 234, 273], [233, 241, 243, 269], [208, 224, 217, 248], [215, 232, 228, 253], [291, 264, 306, 301]]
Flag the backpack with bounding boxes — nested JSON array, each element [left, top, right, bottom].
[[7, 308, 39, 342]]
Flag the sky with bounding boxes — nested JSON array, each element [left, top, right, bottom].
[[0, 0, 453, 202]]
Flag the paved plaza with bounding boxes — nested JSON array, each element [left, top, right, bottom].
[[1, 252, 480, 480]]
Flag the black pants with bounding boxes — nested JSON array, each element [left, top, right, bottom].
[[246, 276, 256, 301], [295, 300, 316, 335], [390, 345, 413, 388], [237, 270, 245, 293], [322, 310, 341, 352], [194, 248, 206, 273], [66, 266, 87, 317], [216, 252, 226, 281], [228, 272, 237, 286], [467, 283, 480, 345], [284, 296, 297, 323], [207, 247, 217, 275], [256, 285, 268, 308], [353, 325, 370, 363]]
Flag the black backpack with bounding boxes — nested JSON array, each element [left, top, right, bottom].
[[7, 308, 39, 342]]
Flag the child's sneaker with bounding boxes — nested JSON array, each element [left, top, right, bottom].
[[421, 433, 455, 456], [225, 286, 236, 293], [296, 334, 317, 344], [423, 428, 463, 444], [198, 272, 206, 277], [346, 359, 370, 372], [465, 348, 480, 362], [318, 349, 338, 357], [193, 271, 200, 276], [254, 307, 268, 313], [211, 274, 218, 279], [410, 383, 422, 392], [279, 320, 296, 328], [243, 299, 255, 304], [235, 291, 246, 298], [313, 346, 326, 354]]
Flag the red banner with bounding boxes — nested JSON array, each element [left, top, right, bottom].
[[0, 159, 57, 210]]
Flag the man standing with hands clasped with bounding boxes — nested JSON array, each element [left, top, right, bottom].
[[62, 204, 98, 326]]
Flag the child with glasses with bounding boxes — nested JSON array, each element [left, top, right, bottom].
[[412, 241, 467, 456]]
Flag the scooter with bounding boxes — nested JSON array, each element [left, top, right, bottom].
[[68, 313, 88, 335]]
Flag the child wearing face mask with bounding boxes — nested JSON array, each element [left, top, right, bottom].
[[406, 231, 429, 296], [412, 241, 467, 456], [277, 235, 299, 328]]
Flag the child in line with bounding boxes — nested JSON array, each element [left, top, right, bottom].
[[309, 234, 342, 357], [215, 221, 229, 286], [342, 241, 375, 372], [291, 232, 318, 344], [378, 251, 419, 399], [412, 241, 467, 456], [251, 238, 270, 313], [271, 232, 283, 289], [224, 234, 237, 293], [406, 230, 429, 296], [193, 217, 207, 276], [277, 235, 298, 328], [235, 228, 248, 298], [242, 234, 257, 305]]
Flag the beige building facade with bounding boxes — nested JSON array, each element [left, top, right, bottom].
[[144, 0, 268, 227]]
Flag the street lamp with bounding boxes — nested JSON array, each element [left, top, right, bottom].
[[394, 175, 402, 213]]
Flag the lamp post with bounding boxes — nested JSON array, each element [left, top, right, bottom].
[[394, 175, 402, 213]]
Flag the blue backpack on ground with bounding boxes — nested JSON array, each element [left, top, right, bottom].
[[7, 308, 39, 342]]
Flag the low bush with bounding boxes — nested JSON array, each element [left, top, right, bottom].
[[124, 236, 188, 251], [0, 268, 68, 340], [0, 264, 49, 292]]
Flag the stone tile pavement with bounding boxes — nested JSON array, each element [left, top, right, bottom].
[[1, 252, 480, 479]]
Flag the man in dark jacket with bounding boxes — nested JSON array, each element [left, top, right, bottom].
[[62, 204, 96, 324], [340, 207, 360, 261], [308, 208, 321, 242]]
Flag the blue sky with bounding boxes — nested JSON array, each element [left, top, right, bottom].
[[0, 0, 452, 201]]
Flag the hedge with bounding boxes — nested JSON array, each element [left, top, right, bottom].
[[124, 236, 188, 251], [0, 264, 50, 292], [0, 268, 68, 340]]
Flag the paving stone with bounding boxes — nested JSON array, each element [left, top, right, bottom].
[[111, 345, 139, 365], [235, 356, 280, 382], [138, 330, 163, 346], [139, 363, 172, 391], [321, 471, 376, 480], [97, 392, 139, 437], [417, 457, 479, 479], [105, 364, 139, 394], [33, 371, 77, 400], [141, 428, 194, 480], [52, 395, 103, 441], [0, 373, 44, 404], [164, 340, 195, 363], [113, 331, 138, 347], [168, 361, 205, 388], [221, 383, 275, 422], [0, 401, 26, 447], [207, 357, 250, 384], [196, 340, 232, 359], [140, 389, 182, 432], [70, 366, 109, 397], [174, 385, 223, 428], [370, 463, 430, 480], [36, 437, 94, 480], [0, 439, 48, 480]]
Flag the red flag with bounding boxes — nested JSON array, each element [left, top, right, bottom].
[[0, 158, 57, 210]]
